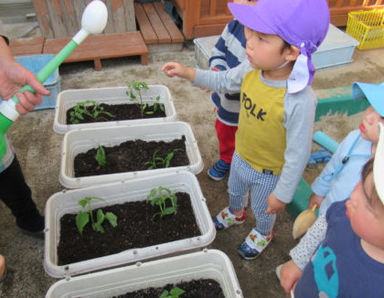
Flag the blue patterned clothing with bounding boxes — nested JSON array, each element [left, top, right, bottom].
[[209, 20, 247, 126], [228, 151, 280, 234], [312, 130, 371, 215], [295, 200, 384, 298]]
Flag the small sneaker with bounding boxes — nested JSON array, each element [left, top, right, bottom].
[[207, 159, 230, 181], [212, 207, 246, 231], [237, 229, 273, 260]]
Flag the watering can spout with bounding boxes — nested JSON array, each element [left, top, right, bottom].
[[74, 0, 108, 44]]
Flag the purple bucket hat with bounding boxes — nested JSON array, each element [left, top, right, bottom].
[[228, 0, 330, 93]]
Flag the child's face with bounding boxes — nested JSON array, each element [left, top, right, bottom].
[[346, 173, 384, 248], [360, 106, 384, 143], [244, 27, 294, 71], [232, 0, 257, 5]]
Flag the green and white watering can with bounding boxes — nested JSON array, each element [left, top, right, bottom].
[[0, 0, 108, 157]]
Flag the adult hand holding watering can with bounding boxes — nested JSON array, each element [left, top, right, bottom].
[[0, 38, 49, 114], [0, 0, 108, 157]]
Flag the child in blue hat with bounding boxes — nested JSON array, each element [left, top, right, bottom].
[[279, 81, 384, 293], [162, 0, 329, 259], [280, 123, 384, 297]]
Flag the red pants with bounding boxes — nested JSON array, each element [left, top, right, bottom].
[[215, 118, 238, 164]]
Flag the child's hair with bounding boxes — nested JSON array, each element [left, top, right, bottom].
[[362, 159, 384, 216], [280, 40, 291, 54]]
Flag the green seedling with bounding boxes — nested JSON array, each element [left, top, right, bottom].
[[145, 95, 165, 115], [126, 81, 149, 117], [146, 186, 178, 219], [126, 81, 164, 117], [95, 145, 106, 167], [145, 148, 183, 169], [76, 197, 118, 235], [159, 287, 185, 298], [69, 100, 115, 124]]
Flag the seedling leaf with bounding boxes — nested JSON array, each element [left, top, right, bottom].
[[105, 212, 118, 227], [95, 145, 106, 167], [76, 211, 90, 234]]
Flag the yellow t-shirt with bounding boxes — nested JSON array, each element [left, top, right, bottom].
[[236, 70, 287, 175]]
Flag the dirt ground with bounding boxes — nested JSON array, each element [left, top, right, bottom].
[[0, 40, 383, 298]]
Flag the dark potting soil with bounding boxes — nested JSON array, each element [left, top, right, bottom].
[[66, 103, 166, 124], [114, 279, 225, 298], [74, 136, 189, 177], [57, 192, 200, 265]]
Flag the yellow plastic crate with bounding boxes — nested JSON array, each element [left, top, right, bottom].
[[346, 9, 384, 50]]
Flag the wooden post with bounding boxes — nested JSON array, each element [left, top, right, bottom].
[[183, 0, 200, 39]]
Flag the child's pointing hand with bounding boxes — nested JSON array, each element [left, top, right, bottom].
[[162, 62, 196, 81]]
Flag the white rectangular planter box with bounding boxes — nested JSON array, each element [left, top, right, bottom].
[[53, 85, 177, 134], [60, 121, 203, 189], [44, 171, 216, 278], [46, 249, 243, 298]]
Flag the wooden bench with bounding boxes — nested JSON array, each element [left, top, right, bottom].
[[135, 1, 184, 52], [10, 36, 45, 56], [43, 31, 149, 71]]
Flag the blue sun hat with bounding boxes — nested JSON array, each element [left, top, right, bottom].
[[352, 82, 384, 116], [228, 0, 330, 93]]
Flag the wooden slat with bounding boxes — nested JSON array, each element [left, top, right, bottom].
[[9, 37, 45, 56], [331, 5, 384, 13], [334, 0, 344, 7], [184, 0, 200, 39], [142, 3, 170, 44], [110, 0, 126, 33], [43, 31, 148, 69], [123, 0, 136, 34], [209, 0, 217, 17], [61, 0, 78, 37], [46, 0, 67, 38], [32, 0, 53, 38], [135, 2, 158, 44], [154, 2, 184, 43]]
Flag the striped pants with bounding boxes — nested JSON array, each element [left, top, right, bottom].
[[228, 152, 280, 235]]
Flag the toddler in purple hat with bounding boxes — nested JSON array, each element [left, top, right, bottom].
[[162, 0, 329, 259]]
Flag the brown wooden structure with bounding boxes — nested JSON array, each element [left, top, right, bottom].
[[43, 32, 148, 70], [134, 1, 184, 51], [32, 0, 136, 38], [171, 0, 384, 39], [9, 0, 186, 69], [330, 0, 384, 26]]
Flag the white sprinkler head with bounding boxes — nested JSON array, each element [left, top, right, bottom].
[[81, 0, 108, 34]]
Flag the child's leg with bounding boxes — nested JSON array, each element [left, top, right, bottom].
[[228, 152, 249, 213], [207, 119, 237, 180], [213, 152, 247, 230], [0, 156, 44, 234], [215, 118, 237, 164], [238, 172, 280, 259], [249, 174, 280, 234]]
